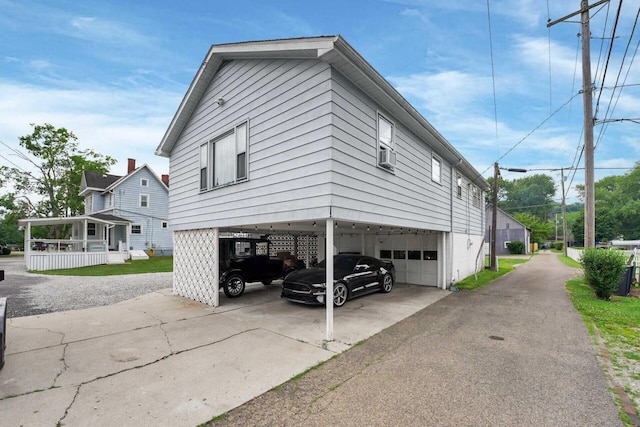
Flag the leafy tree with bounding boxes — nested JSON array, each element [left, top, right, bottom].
[[513, 212, 554, 245], [487, 174, 556, 221], [0, 123, 116, 237]]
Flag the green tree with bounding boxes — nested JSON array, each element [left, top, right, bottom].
[[513, 212, 554, 245], [0, 123, 116, 237], [486, 174, 556, 220]]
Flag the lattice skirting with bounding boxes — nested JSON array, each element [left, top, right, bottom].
[[173, 229, 217, 306]]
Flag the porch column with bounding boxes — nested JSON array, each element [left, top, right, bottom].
[[325, 219, 334, 342], [213, 227, 220, 307], [24, 222, 31, 269]]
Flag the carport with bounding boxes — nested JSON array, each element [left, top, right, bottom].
[[203, 219, 451, 341]]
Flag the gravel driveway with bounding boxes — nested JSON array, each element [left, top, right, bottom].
[[0, 255, 172, 318]]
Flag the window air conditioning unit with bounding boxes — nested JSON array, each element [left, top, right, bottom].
[[379, 149, 397, 168]]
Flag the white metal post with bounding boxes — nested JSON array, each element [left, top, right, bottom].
[[325, 219, 334, 342], [213, 227, 219, 307]]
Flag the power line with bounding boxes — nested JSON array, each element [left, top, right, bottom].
[[486, 0, 499, 151]]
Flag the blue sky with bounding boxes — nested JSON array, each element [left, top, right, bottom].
[[1, 0, 639, 204]]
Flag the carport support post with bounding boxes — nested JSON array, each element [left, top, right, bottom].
[[325, 219, 334, 342], [213, 227, 219, 307]]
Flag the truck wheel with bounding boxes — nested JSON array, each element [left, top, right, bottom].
[[223, 275, 245, 298]]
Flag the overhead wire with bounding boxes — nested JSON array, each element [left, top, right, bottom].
[[486, 0, 499, 153]]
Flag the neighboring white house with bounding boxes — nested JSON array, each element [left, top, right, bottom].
[[80, 158, 173, 255], [19, 159, 172, 271], [155, 36, 489, 336], [485, 205, 531, 255]]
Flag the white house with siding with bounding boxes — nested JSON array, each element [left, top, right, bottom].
[[155, 36, 488, 337], [19, 159, 172, 271]]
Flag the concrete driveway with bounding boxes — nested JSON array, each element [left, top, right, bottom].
[[0, 279, 448, 426]]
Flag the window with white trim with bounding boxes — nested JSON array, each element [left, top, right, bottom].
[[139, 194, 149, 208], [140, 178, 149, 187], [431, 156, 441, 183], [161, 221, 168, 229], [471, 186, 481, 208], [87, 223, 96, 236], [131, 224, 142, 234], [377, 113, 396, 170], [200, 121, 248, 190], [456, 174, 462, 198]]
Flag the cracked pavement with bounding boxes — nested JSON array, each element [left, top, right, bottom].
[[0, 277, 447, 426]]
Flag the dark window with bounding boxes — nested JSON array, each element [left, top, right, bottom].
[[87, 223, 96, 236], [408, 250, 421, 260], [423, 251, 438, 261], [393, 250, 406, 260], [380, 250, 392, 259], [132, 224, 142, 234]]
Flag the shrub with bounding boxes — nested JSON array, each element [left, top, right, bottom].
[[506, 240, 525, 255], [1, 247, 11, 256], [581, 248, 627, 300], [554, 242, 564, 251]]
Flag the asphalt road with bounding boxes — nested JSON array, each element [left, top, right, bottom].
[[213, 251, 622, 426]]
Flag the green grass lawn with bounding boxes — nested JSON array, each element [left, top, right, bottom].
[[34, 256, 173, 276], [456, 257, 530, 290]]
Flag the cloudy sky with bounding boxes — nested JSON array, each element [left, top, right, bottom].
[[1, 0, 639, 204]]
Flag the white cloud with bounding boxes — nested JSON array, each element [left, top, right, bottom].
[[0, 80, 180, 177]]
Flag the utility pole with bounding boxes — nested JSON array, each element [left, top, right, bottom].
[[548, 0, 606, 249], [491, 162, 499, 272], [561, 168, 568, 257]]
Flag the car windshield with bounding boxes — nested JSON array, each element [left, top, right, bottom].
[[317, 255, 359, 271]]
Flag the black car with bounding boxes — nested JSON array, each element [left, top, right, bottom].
[[219, 236, 304, 298], [281, 254, 395, 307]]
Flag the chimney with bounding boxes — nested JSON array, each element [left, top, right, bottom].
[[161, 174, 169, 186], [127, 158, 136, 174]]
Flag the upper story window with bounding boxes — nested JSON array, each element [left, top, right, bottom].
[[471, 186, 481, 208], [85, 195, 93, 213], [106, 193, 113, 208], [456, 174, 462, 198], [431, 156, 441, 184], [139, 194, 149, 208], [140, 178, 149, 187], [200, 121, 248, 191], [377, 113, 396, 170]]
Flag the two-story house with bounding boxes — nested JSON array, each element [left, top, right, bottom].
[[80, 159, 173, 256], [20, 159, 172, 271], [155, 35, 489, 324]]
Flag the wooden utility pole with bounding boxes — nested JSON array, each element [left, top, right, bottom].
[[561, 168, 568, 256], [491, 162, 499, 272], [548, 0, 606, 249]]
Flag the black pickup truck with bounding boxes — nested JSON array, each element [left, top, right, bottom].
[[219, 236, 304, 298]]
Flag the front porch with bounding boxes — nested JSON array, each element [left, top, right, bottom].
[[19, 216, 129, 271]]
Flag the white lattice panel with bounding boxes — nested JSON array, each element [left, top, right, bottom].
[[173, 229, 217, 306]]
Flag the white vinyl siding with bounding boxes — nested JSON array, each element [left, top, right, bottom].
[[167, 58, 334, 230]]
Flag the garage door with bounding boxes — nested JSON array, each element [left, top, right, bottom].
[[379, 234, 438, 286]]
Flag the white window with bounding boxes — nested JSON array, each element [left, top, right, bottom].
[[472, 186, 481, 208], [200, 121, 248, 190], [131, 224, 142, 234], [139, 194, 149, 208], [377, 113, 396, 170], [85, 195, 93, 213], [161, 221, 168, 229], [431, 156, 441, 183], [456, 174, 462, 198], [140, 178, 149, 187], [106, 193, 113, 208], [504, 240, 511, 249]]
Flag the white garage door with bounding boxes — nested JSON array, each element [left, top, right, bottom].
[[379, 234, 438, 286]]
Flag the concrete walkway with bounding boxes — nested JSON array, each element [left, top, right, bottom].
[[214, 251, 622, 426], [0, 280, 448, 426]]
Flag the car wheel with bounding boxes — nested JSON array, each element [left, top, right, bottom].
[[223, 275, 245, 298], [381, 273, 393, 293], [333, 282, 348, 307], [262, 280, 272, 286]]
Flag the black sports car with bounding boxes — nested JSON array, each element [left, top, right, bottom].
[[281, 254, 395, 307]]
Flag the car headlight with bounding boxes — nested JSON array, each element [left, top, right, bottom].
[[311, 283, 326, 289]]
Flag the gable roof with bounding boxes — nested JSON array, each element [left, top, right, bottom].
[[155, 35, 489, 191], [80, 165, 169, 197], [486, 205, 531, 231]]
